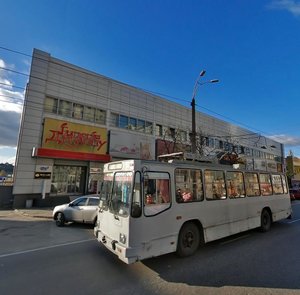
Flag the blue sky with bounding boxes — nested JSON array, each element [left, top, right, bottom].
[[1, 0, 300, 164]]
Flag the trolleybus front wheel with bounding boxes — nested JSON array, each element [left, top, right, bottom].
[[176, 222, 200, 257]]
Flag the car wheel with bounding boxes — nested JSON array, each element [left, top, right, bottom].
[[56, 212, 65, 227], [176, 222, 200, 257], [260, 209, 272, 232]]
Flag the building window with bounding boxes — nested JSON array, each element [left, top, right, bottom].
[[119, 115, 128, 129], [145, 121, 153, 134], [129, 117, 137, 130], [110, 113, 119, 127], [137, 119, 145, 132], [156, 124, 162, 136], [44, 96, 58, 114], [209, 138, 215, 148], [73, 103, 84, 119], [95, 109, 106, 124], [166, 128, 174, 139], [59, 100, 72, 117], [83, 106, 95, 122], [178, 130, 185, 142]]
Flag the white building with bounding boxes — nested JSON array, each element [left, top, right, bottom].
[[12, 49, 284, 207]]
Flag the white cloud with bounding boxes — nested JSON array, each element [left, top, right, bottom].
[[0, 58, 24, 150], [0, 147, 17, 165], [269, 134, 300, 146], [0, 58, 24, 113], [268, 0, 300, 16]]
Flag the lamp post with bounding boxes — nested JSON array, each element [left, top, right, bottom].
[[191, 70, 219, 153]]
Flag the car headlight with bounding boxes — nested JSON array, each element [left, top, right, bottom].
[[119, 233, 126, 244]]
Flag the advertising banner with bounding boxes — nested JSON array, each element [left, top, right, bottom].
[[110, 130, 155, 160], [42, 118, 108, 155]]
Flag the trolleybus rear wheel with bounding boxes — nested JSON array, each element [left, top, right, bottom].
[[176, 222, 200, 257], [260, 209, 272, 232]]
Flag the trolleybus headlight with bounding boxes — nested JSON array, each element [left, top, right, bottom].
[[119, 233, 127, 244]]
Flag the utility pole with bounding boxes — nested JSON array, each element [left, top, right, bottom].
[[191, 70, 219, 154]]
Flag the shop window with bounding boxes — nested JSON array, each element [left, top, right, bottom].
[[50, 165, 85, 195]]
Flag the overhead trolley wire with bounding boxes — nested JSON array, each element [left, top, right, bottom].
[[0, 45, 277, 140]]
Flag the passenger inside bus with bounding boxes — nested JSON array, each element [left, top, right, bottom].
[[176, 187, 193, 202]]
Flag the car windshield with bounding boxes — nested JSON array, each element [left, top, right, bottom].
[[109, 171, 133, 217]]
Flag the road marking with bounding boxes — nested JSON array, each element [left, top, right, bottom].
[[287, 218, 300, 224], [0, 238, 95, 259], [220, 234, 251, 245]]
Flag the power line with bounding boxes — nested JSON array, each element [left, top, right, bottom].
[[0, 45, 280, 139]]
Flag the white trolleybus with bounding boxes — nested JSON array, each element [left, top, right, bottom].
[[94, 155, 292, 264]]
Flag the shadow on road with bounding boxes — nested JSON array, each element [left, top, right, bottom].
[[142, 221, 300, 290]]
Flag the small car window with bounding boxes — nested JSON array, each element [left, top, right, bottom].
[[88, 198, 100, 206], [73, 197, 87, 206]]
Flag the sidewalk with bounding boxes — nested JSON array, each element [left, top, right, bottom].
[[0, 208, 53, 219]]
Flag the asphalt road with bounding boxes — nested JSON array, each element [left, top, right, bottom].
[[1, 203, 300, 295]]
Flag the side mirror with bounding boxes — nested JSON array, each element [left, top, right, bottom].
[[69, 203, 74, 207]]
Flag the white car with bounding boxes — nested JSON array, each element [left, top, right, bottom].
[[53, 194, 100, 226]]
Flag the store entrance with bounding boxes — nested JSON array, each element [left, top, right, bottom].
[[51, 165, 87, 195]]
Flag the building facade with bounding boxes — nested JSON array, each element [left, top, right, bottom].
[[12, 49, 285, 207], [286, 154, 300, 188]]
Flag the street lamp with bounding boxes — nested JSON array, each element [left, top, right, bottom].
[[191, 70, 219, 153]]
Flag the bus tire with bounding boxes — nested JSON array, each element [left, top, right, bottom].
[[260, 209, 272, 232], [176, 222, 200, 257]]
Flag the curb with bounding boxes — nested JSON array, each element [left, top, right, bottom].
[[14, 209, 53, 219]]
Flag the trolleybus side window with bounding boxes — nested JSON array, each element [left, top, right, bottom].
[[271, 174, 284, 194], [259, 173, 273, 196], [144, 172, 171, 216], [226, 171, 245, 198], [281, 174, 288, 194], [204, 170, 226, 200], [175, 169, 203, 203], [245, 172, 260, 196]]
